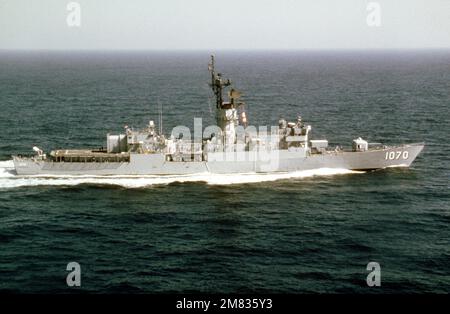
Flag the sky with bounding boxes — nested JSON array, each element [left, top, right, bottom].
[[0, 0, 449, 50]]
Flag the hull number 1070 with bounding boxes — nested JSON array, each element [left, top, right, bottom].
[[385, 151, 408, 160]]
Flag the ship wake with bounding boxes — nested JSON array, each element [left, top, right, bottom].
[[0, 160, 362, 189]]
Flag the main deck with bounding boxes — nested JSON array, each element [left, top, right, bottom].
[[51, 149, 130, 163]]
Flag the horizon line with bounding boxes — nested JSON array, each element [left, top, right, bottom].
[[1, 47, 450, 52]]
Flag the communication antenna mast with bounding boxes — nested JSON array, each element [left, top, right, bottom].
[[208, 55, 248, 127], [157, 99, 163, 135], [208, 55, 231, 109]]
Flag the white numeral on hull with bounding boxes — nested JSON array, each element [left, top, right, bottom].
[[385, 151, 408, 160]]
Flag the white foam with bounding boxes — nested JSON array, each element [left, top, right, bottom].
[[0, 159, 362, 189], [0, 160, 15, 178], [385, 164, 409, 168]]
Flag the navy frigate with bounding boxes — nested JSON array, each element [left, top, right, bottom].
[[12, 56, 424, 176]]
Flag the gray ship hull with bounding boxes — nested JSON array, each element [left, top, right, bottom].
[[12, 143, 424, 176]]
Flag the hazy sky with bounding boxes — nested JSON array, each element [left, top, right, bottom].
[[1, 0, 449, 50]]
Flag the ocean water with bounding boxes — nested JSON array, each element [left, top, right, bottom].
[[0, 51, 448, 293]]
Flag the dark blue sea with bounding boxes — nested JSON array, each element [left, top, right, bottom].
[[0, 51, 448, 293]]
